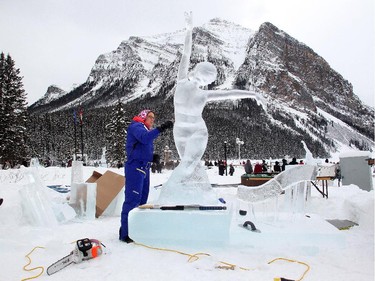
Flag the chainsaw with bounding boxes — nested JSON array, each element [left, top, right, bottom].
[[47, 238, 105, 275]]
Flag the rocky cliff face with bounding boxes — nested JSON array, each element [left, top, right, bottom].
[[235, 22, 372, 137], [28, 19, 374, 158]]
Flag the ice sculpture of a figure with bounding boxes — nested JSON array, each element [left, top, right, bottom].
[[301, 140, 319, 165], [157, 12, 266, 205]]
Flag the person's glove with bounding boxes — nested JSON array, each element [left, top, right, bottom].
[[157, 120, 173, 133]]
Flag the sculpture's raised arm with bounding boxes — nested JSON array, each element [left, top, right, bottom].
[[177, 11, 193, 81], [206, 89, 267, 111]]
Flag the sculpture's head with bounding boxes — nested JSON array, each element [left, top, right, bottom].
[[190, 62, 217, 86]]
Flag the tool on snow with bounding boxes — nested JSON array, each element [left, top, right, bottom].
[[241, 220, 261, 233], [47, 238, 104, 275], [139, 204, 227, 211]]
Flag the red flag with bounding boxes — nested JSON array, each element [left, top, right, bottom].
[[79, 107, 83, 125]]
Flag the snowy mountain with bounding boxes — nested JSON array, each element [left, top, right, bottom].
[[28, 18, 257, 111], [27, 19, 374, 159], [29, 85, 67, 108], [234, 22, 373, 139]]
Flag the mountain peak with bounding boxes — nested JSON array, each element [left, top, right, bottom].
[[46, 85, 65, 94], [259, 22, 278, 30], [204, 17, 252, 31], [29, 85, 67, 108], [208, 18, 231, 24]]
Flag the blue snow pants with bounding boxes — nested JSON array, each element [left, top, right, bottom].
[[119, 161, 150, 239]]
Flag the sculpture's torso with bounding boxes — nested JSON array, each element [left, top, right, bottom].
[[174, 79, 206, 119]]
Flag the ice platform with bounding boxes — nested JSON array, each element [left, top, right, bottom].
[[231, 212, 345, 255], [129, 207, 345, 254], [129, 207, 231, 247]]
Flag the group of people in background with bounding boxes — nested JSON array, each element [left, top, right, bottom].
[[244, 157, 305, 174], [211, 156, 306, 177], [207, 160, 236, 176]]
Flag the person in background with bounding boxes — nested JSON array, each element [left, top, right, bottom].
[[289, 157, 298, 165], [229, 164, 235, 176], [219, 160, 226, 176], [299, 160, 304, 165], [261, 160, 268, 172], [335, 162, 342, 187], [156, 162, 163, 173], [244, 159, 253, 174], [273, 161, 281, 173], [119, 109, 173, 243], [253, 162, 263, 174], [281, 159, 288, 171]]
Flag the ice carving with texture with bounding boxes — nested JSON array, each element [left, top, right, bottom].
[[237, 165, 317, 202], [157, 12, 266, 205]]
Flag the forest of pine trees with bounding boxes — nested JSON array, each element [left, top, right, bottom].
[[105, 100, 130, 167], [25, 95, 331, 168], [0, 52, 29, 168]]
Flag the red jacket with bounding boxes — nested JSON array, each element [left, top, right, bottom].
[[253, 163, 263, 174]]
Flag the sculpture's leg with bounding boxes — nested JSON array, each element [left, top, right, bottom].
[[179, 128, 208, 174], [173, 127, 186, 160]]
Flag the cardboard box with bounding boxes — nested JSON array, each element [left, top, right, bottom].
[[86, 171, 125, 218], [86, 171, 103, 183]]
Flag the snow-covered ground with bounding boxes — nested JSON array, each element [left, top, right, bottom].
[[0, 162, 374, 281]]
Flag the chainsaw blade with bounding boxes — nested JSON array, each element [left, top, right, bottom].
[[47, 252, 75, 275]]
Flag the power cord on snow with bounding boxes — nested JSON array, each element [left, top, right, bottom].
[[134, 242, 310, 280], [269, 257, 311, 281], [21, 243, 311, 281], [21, 246, 45, 281], [134, 242, 210, 262]]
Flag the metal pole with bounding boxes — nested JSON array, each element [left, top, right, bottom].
[[224, 141, 227, 176], [80, 123, 83, 163], [73, 110, 77, 160]]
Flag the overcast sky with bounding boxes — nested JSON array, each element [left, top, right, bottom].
[[1, 0, 374, 107]]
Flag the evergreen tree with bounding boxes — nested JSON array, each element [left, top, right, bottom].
[[105, 100, 128, 167], [0, 52, 29, 167]]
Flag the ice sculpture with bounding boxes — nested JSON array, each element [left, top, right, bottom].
[[237, 165, 317, 218], [100, 147, 107, 167], [69, 160, 84, 205], [69, 160, 97, 220], [301, 140, 320, 165], [19, 159, 59, 226], [157, 12, 266, 205], [238, 165, 317, 202], [70, 183, 97, 219]]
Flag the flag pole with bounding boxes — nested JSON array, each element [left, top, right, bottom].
[[73, 109, 77, 160]]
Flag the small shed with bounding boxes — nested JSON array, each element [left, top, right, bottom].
[[339, 151, 373, 191]]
